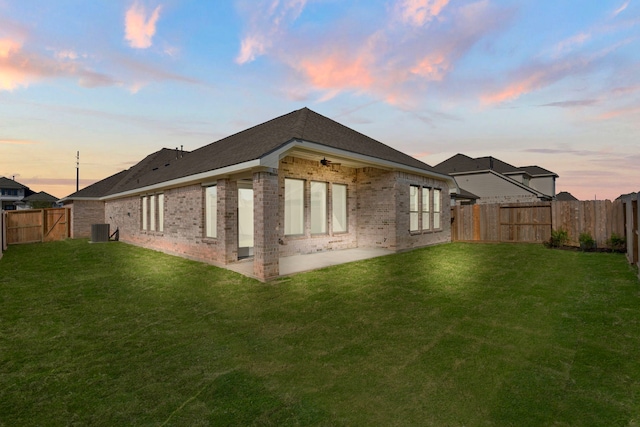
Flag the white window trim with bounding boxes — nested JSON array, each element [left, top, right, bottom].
[[205, 185, 217, 238]]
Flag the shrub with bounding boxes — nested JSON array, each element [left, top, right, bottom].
[[547, 229, 568, 248], [579, 232, 596, 251], [607, 232, 626, 251]]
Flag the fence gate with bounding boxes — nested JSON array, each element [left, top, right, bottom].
[[499, 204, 552, 243], [5, 208, 70, 245]]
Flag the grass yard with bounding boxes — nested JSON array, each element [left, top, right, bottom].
[[1, 240, 639, 426]]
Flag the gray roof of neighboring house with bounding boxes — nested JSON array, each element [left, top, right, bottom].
[[23, 191, 59, 202], [433, 154, 558, 178], [0, 176, 29, 190], [453, 187, 480, 200], [518, 165, 558, 178], [433, 154, 521, 175], [65, 107, 444, 199], [555, 191, 579, 201]]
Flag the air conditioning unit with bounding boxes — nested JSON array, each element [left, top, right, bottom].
[[91, 224, 110, 243]]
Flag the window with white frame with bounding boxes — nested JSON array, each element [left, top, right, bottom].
[[141, 196, 148, 230], [409, 185, 420, 232], [422, 187, 430, 230], [310, 181, 327, 234], [285, 178, 304, 235], [433, 188, 441, 229], [158, 194, 164, 232], [149, 194, 156, 231], [141, 194, 164, 232], [332, 183, 347, 233], [205, 186, 217, 238]]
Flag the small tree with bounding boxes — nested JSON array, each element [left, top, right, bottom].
[[607, 232, 626, 251], [579, 232, 596, 251], [546, 229, 568, 248]]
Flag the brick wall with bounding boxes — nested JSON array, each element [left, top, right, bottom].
[[105, 184, 223, 265], [356, 167, 397, 249], [70, 200, 106, 238], [278, 156, 358, 257], [394, 171, 451, 251], [253, 170, 279, 280]]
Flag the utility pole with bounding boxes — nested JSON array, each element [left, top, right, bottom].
[[76, 151, 79, 193]]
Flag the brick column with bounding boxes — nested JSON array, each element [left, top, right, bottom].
[[253, 169, 279, 280], [217, 179, 238, 264]]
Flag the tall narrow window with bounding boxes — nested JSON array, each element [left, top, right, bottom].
[[149, 194, 156, 231], [205, 185, 217, 238], [422, 187, 430, 230], [141, 196, 148, 230], [433, 189, 442, 229], [285, 179, 304, 235], [310, 181, 327, 234], [332, 184, 347, 233], [158, 194, 164, 232], [410, 185, 419, 232]]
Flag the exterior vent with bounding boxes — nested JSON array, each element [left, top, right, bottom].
[[91, 224, 110, 243]]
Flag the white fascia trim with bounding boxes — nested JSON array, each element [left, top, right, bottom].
[[262, 139, 459, 193], [101, 159, 261, 200]]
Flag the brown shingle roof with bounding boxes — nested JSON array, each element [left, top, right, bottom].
[[66, 107, 443, 199]]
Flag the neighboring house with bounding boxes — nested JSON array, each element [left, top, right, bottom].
[[16, 191, 60, 209], [0, 176, 32, 210], [556, 191, 578, 201], [433, 154, 557, 205], [61, 108, 457, 281]]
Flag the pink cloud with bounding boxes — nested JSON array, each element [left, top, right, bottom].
[[235, 0, 307, 64], [124, 2, 163, 49], [596, 105, 640, 120], [396, 0, 450, 26], [612, 1, 630, 17], [0, 138, 37, 145]]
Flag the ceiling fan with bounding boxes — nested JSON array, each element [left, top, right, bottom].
[[320, 157, 341, 167]]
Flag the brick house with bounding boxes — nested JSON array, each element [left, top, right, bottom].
[[61, 108, 457, 280]]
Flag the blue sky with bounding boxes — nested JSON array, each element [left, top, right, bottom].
[[1, 0, 638, 200]]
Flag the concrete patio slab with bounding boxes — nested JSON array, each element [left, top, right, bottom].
[[225, 247, 394, 280]]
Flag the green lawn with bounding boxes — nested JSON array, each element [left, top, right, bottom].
[[1, 240, 639, 426]]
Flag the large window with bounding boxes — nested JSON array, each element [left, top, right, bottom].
[[285, 179, 304, 235], [332, 184, 347, 233], [422, 187, 430, 230], [433, 189, 441, 229], [142, 194, 164, 232], [205, 186, 217, 238], [149, 195, 156, 231], [158, 194, 164, 232], [410, 185, 420, 232], [141, 196, 148, 230], [310, 181, 327, 234]]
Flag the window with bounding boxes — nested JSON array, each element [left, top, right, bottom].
[[158, 194, 164, 232], [332, 184, 347, 233], [310, 181, 327, 234], [433, 189, 442, 229], [149, 195, 156, 231], [285, 179, 304, 235], [205, 186, 217, 238], [410, 185, 419, 232], [422, 187, 430, 230], [141, 196, 148, 230]]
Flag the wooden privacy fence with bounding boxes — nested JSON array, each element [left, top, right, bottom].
[[451, 200, 625, 247], [5, 208, 70, 245]]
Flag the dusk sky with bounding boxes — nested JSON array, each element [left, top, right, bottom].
[[1, 0, 638, 201]]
